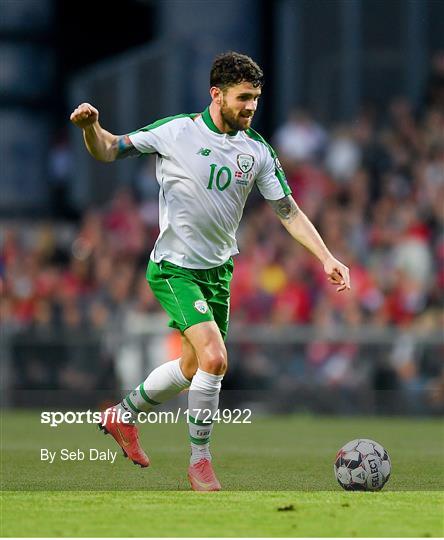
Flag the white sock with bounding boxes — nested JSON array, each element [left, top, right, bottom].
[[190, 442, 212, 462], [188, 368, 223, 464], [117, 358, 191, 422]]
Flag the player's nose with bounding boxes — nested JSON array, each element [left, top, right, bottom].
[[244, 102, 256, 113]]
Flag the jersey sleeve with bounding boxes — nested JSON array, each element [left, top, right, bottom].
[[255, 145, 292, 200], [128, 115, 192, 156], [128, 129, 162, 155]]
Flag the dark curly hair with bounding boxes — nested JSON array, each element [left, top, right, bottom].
[[210, 51, 264, 90]]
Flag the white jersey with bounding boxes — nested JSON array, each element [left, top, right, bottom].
[[129, 107, 291, 269]]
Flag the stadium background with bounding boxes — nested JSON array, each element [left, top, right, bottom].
[[1, 0, 443, 418]]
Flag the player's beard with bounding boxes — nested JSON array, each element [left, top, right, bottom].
[[220, 100, 253, 132]]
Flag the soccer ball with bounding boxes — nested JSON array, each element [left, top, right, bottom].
[[334, 438, 391, 491]]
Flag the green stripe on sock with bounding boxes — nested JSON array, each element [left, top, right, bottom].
[[188, 414, 212, 426], [139, 384, 160, 406], [190, 435, 210, 445], [125, 395, 141, 414]]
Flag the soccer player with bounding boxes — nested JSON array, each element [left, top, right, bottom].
[[70, 51, 350, 491]]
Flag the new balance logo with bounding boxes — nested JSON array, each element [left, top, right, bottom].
[[197, 147, 212, 156]]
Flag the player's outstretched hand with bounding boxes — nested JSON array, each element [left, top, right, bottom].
[[324, 256, 351, 293], [70, 103, 99, 129]]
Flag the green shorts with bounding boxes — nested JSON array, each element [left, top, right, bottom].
[[146, 258, 234, 340]]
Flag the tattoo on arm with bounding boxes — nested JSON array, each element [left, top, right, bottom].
[[268, 196, 300, 223], [114, 135, 141, 159]]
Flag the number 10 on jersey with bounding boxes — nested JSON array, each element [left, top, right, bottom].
[[207, 164, 232, 191]]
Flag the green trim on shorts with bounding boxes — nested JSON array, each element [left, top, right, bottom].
[[146, 258, 234, 339]]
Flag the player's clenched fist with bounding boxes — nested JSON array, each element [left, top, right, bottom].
[[70, 103, 99, 129]]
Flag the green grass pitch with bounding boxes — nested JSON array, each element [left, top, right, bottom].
[[1, 410, 443, 537]]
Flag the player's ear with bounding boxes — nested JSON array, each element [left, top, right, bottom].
[[210, 86, 222, 105]]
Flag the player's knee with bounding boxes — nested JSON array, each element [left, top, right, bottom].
[[200, 347, 227, 375]]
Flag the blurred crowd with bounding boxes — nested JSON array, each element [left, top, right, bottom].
[[1, 55, 443, 412]]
